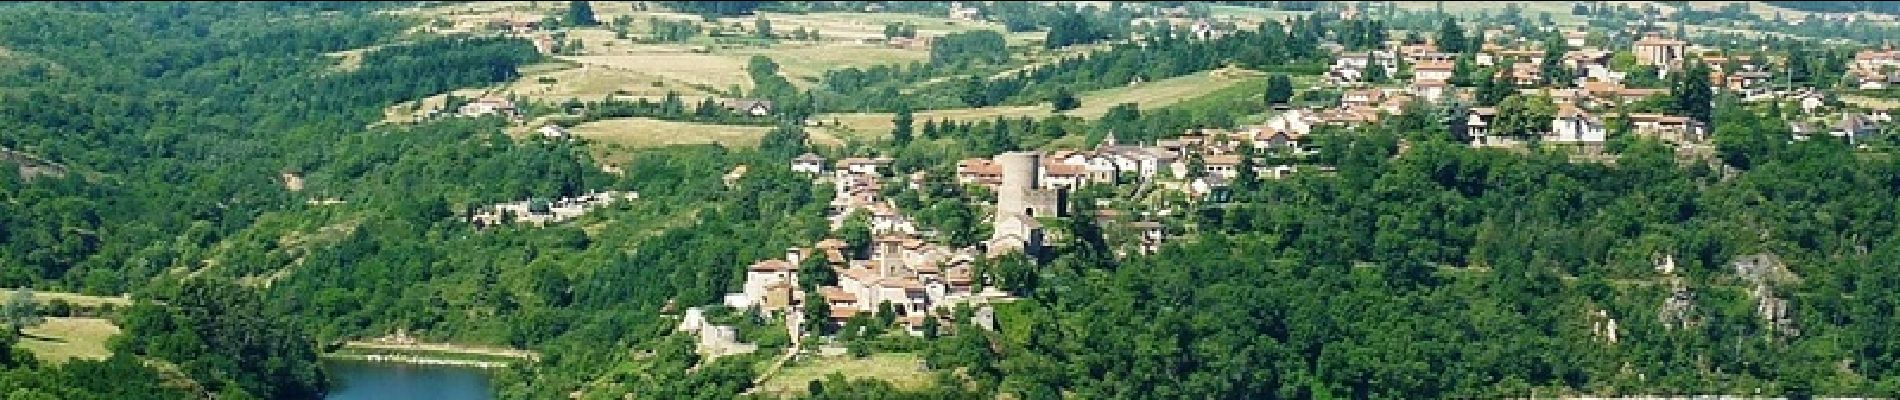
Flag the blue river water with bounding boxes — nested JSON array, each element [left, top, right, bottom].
[[323, 359, 494, 400]]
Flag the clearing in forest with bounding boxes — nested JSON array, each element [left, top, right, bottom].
[[17, 317, 120, 364]]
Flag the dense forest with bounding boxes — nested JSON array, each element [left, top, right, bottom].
[[0, 2, 590, 398]]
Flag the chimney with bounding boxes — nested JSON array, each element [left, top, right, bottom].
[[786, 247, 804, 266]]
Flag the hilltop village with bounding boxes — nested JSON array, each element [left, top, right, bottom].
[[11, 1, 1890, 399], [667, 16, 1900, 359], [415, 1, 1900, 367]]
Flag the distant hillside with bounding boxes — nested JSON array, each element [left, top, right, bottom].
[[1763, 1, 1900, 15]]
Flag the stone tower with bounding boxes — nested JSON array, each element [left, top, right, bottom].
[[989, 152, 1048, 257], [995, 151, 1040, 217]]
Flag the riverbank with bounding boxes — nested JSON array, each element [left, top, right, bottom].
[[322, 353, 512, 369], [323, 341, 539, 369]]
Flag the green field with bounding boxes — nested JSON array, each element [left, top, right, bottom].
[[754, 352, 932, 396], [570, 117, 776, 149], [18, 317, 120, 364]]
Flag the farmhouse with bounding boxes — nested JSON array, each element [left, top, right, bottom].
[[537, 124, 569, 139], [459, 96, 517, 118], [722, 99, 774, 116]]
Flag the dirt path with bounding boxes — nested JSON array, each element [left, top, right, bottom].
[[744, 307, 806, 394]]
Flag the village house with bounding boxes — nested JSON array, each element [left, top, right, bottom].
[[1547, 106, 1607, 145], [1492, 49, 1543, 65], [733, 254, 801, 312], [1094, 142, 1178, 181], [1852, 68, 1900, 90], [1726, 71, 1774, 97], [1253, 128, 1312, 155], [1265, 109, 1317, 136], [1186, 176, 1229, 200], [1564, 50, 1612, 73], [1633, 33, 1688, 71], [1701, 54, 1759, 74], [1341, 88, 1389, 110], [1464, 107, 1506, 147], [721, 98, 774, 116], [677, 308, 757, 359], [459, 96, 517, 118], [948, 2, 983, 21], [1325, 51, 1397, 85], [1039, 161, 1090, 190], [1202, 154, 1243, 180], [1853, 47, 1900, 72], [1795, 89, 1829, 113], [1414, 60, 1455, 82], [1832, 113, 1883, 146], [955, 158, 1003, 188], [1563, 30, 1589, 48], [869, 203, 916, 234], [835, 157, 893, 176], [536, 124, 570, 140], [1189, 18, 1228, 40], [1506, 61, 1542, 86], [792, 153, 826, 175], [1316, 107, 1380, 128], [1130, 220, 1166, 255], [1395, 44, 1440, 60], [1407, 51, 1457, 65], [532, 34, 557, 55], [1628, 113, 1708, 144]]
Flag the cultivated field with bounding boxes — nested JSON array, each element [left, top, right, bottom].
[[18, 317, 120, 364], [383, 1, 1048, 108], [561, 53, 756, 90], [570, 117, 776, 149], [754, 352, 932, 396], [815, 69, 1268, 139], [717, 11, 1028, 44]]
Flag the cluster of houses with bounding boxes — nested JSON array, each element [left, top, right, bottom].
[[1308, 22, 1894, 150], [954, 129, 1315, 199], [1851, 46, 1900, 90], [468, 190, 638, 228], [698, 153, 1017, 339], [947, 1, 983, 22]]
